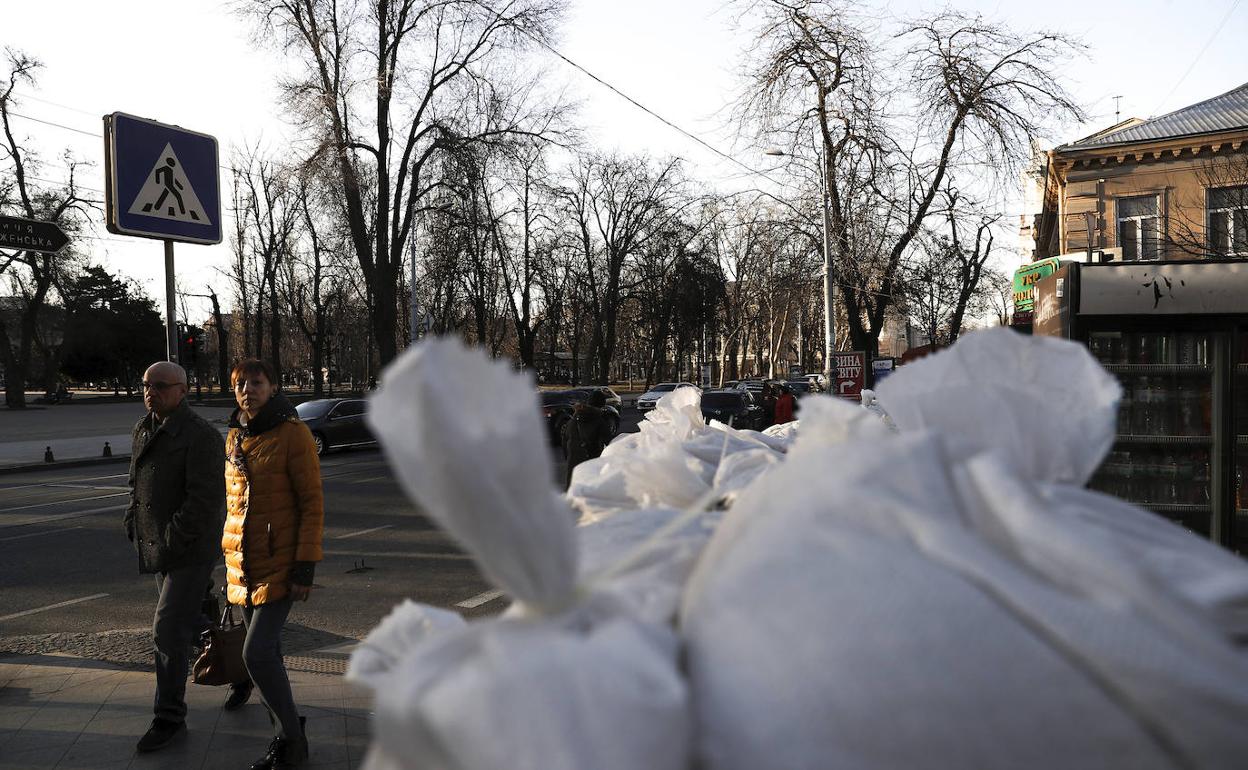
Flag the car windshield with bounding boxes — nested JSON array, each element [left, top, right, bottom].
[[649, 383, 679, 393], [702, 393, 744, 408], [295, 401, 334, 419], [785, 382, 811, 393]]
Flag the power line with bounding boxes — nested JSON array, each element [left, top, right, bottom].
[[7, 109, 253, 181], [7, 109, 100, 139], [1150, 0, 1243, 116], [468, 0, 784, 187]]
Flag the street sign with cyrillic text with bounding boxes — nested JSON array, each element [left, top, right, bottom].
[[0, 215, 70, 254]]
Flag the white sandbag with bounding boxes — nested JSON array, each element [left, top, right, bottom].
[[347, 600, 467, 692], [578, 506, 716, 624], [759, 420, 799, 449], [876, 327, 1120, 486], [681, 432, 1175, 770], [370, 597, 689, 770], [710, 448, 781, 502], [788, 392, 891, 450], [361, 339, 692, 770], [569, 388, 783, 516], [1041, 484, 1248, 640], [368, 338, 576, 610]]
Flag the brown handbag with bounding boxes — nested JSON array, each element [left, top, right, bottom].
[[192, 603, 249, 686]]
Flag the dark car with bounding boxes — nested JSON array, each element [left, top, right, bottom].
[[295, 398, 376, 456], [700, 390, 764, 430], [540, 389, 621, 445], [783, 380, 815, 397]]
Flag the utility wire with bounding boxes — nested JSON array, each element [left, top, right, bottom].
[[468, 0, 785, 187], [1150, 0, 1242, 116]]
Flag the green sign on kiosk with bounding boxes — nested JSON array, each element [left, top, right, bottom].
[[1012, 257, 1062, 314]]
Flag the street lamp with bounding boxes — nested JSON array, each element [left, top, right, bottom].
[[764, 147, 835, 387]]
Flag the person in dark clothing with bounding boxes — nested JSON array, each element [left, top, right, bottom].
[[761, 384, 778, 428], [126, 361, 226, 754], [561, 390, 613, 488], [774, 385, 797, 424]]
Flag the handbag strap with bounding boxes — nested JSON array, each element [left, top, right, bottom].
[[218, 602, 241, 629]]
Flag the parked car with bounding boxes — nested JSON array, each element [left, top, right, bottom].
[[734, 380, 766, 396], [783, 380, 816, 398], [540, 389, 621, 445], [635, 382, 698, 413], [295, 398, 376, 456], [700, 390, 764, 430]]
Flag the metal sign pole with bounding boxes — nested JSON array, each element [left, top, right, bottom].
[[164, 240, 178, 363]]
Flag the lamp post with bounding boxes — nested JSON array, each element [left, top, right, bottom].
[[765, 147, 835, 386]]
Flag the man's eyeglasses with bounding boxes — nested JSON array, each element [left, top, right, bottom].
[[142, 381, 181, 392]]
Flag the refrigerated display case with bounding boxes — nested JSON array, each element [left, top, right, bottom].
[[1033, 260, 1248, 554]]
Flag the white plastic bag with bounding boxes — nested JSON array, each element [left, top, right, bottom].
[[359, 339, 691, 770], [876, 327, 1120, 486], [368, 338, 576, 611], [681, 433, 1177, 770]]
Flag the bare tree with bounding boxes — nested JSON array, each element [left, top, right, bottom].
[[735, 1, 1085, 357], [0, 50, 95, 408], [239, 0, 567, 366]]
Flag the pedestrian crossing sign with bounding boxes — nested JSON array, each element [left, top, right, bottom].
[[104, 113, 221, 244]]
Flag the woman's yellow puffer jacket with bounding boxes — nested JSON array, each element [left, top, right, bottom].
[[222, 416, 324, 606]]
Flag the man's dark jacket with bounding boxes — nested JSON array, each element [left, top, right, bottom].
[[126, 399, 227, 573], [561, 405, 613, 488]]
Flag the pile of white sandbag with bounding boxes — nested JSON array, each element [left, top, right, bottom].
[[353, 328, 1248, 770]]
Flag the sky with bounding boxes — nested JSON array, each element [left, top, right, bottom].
[[4, 0, 1247, 322]]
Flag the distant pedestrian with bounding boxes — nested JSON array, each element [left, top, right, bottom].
[[126, 361, 226, 754], [223, 359, 324, 769], [561, 390, 613, 489], [102, 441, 112, 457], [761, 384, 778, 428], [774, 385, 797, 425], [43, 446, 54, 463]]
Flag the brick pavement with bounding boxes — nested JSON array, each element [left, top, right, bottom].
[[0, 653, 373, 769]]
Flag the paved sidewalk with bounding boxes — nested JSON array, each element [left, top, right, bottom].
[[0, 653, 373, 769]]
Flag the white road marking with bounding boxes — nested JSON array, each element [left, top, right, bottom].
[[0, 491, 128, 514], [334, 524, 394, 540], [0, 503, 127, 529], [0, 525, 82, 542], [0, 592, 109, 622], [455, 589, 504, 609]]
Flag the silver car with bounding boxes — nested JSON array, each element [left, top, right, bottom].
[[635, 382, 697, 412]]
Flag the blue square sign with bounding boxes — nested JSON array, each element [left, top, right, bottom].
[[104, 112, 221, 244]]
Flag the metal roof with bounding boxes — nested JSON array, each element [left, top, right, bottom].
[[1061, 81, 1248, 150]]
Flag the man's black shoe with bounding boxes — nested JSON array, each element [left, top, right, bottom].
[[136, 718, 186, 752], [224, 680, 254, 711]]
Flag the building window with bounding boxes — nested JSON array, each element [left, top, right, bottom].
[[1208, 185, 1248, 257], [1116, 195, 1161, 260]]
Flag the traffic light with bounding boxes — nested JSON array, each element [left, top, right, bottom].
[[180, 328, 199, 366]]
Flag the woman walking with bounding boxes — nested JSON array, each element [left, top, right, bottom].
[[222, 360, 324, 769]]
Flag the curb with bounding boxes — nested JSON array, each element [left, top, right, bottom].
[[0, 454, 132, 476]]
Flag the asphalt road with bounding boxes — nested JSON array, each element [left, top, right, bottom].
[[0, 407, 643, 659]]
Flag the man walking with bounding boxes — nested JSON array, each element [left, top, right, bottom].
[[125, 361, 225, 752]]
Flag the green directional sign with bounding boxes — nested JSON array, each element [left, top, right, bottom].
[[1012, 257, 1061, 313], [0, 215, 69, 254]]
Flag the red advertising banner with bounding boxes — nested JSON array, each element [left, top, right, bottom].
[[831, 351, 866, 398]]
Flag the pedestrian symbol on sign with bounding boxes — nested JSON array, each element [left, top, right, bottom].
[[127, 144, 211, 225]]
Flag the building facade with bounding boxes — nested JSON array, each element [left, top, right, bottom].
[[1027, 83, 1248, 263]]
